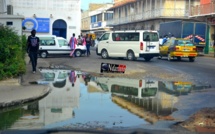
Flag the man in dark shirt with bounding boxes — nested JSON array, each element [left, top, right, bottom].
[[27, 29, 40, 73]]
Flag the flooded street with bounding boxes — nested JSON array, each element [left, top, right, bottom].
[[0, 68, 213, 130]]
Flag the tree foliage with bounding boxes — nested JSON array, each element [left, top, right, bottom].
[[0, 25, 26, 80]]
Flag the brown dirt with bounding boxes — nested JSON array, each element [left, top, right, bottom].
[[180, 108, 215, 133]]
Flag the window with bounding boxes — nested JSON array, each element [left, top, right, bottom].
[[39, 37, 56, 46], [97, 13, 102, 22], [111, 84, 138, 96], [41, 73, 55, 81], [58, 39, 68, 46], [175, 40, 194, 46], [112, 33, 140, 41], [6, 22, 13, 26], [143, 32, 159, 42], [104, 13, 113, 21], [91, 15, 96, 23], [100, 33, 110, 41]]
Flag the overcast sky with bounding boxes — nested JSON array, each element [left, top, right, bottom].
[[81, 0, 113, 10]]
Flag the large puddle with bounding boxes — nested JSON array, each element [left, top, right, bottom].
[[0, 68, 212, 130]]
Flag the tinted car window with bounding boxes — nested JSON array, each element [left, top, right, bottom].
[[58, 39, 68, 46], [39, 37, 56, 46], [175, 40, 194, 46], [143, 32, 159, 41], [112, 33, 139, 41]]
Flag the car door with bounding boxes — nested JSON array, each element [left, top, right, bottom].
[[58, 39, 70, 54], [160, 40, 171, 56]]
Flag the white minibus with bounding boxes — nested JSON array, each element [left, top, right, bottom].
[[96, 30, 160, 61]]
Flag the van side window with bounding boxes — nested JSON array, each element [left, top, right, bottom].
[[58, 39, 68, 46], [39, 37, 56, 46], [100, 33, 110, 41], [143, 32, 159, 42], [112, 33, 139, 41]]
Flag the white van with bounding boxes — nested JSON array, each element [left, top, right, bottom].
[[96, 30, 160, 61], [38, 35, 86, 58]]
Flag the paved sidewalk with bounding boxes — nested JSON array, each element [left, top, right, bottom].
[[0, 56, 51, 108]]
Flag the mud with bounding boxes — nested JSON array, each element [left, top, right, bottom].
[[180, 108, 215, 133]]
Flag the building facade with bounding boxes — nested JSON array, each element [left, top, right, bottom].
[[89, 3, 113, 37], [107, 0, 200, 31], [190, 0, 215, 54], [0, 15, 24, 35], [81, 3, 114, 37], [81, 10, 91, 34], [6, 0, 81, 41], [0, 0, 24, 36]]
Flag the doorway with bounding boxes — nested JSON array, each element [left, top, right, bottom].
[[52, 19, 67, 39]]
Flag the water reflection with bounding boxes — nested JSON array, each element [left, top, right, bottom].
[[0, 69, 211, 130]]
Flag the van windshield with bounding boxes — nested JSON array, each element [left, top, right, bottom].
[[143, 32, 159, 42]]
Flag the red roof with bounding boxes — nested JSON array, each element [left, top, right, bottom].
[[110, 0, 137, 9]]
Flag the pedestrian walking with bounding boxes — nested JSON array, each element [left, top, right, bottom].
[[85, 34, 92, 56], [27, 29, 40, 74], [69, 70, 77, 87], [69, 33, 77, 57]]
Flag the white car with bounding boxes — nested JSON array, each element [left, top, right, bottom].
[[38, 35, 86, 58]]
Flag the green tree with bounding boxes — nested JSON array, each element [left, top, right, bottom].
[[0, 25, 26, 80]]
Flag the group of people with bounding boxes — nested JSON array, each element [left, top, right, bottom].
[[159, 34, 176, 45], [69, 33, 93, 57], [27, 29, 95, 74]]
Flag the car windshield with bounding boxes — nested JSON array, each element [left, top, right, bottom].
[[175, 40, 194, 46]]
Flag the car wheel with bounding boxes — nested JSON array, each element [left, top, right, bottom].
[[189, 57, 195, 62], [40, 51, 48, 58], [127, 51, 135, 61], [177, 57, 181, 61], [158, 55, 162, 59], [101, 49, 109, 59], [167, 53, 172, 61], [75, 50, 82, 57], [144, 57, 152, 61]]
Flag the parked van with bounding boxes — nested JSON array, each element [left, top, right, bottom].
[[38, 35, 86, 58], [96, 30, 160, 61]]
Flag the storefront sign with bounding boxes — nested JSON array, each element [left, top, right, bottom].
[[22, 18, 50, 33], [92, 22, 102, 28]]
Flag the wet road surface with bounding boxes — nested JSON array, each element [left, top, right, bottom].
[[0, 68, 213, 130]]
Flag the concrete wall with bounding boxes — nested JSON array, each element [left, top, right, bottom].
[[81, 10, 90, 31], [0, 15, 24, 36], [7, 0, 81, 41], [109, 0, 200, 31]]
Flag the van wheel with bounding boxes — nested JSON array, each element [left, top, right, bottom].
[[75, 50, 82, 57], [127, 51, 135, 61], [189, 57, 195, 62], [144, 57, 152, 62], [40, 51, 48, 58], [101, 50, 109, 59]]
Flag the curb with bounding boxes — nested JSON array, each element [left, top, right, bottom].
[[0, 87, 51, 109]]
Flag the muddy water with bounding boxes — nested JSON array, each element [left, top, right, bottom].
[[0, 68, 211, 130]]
